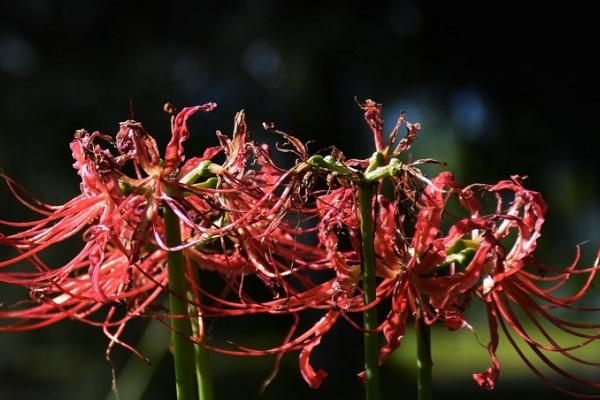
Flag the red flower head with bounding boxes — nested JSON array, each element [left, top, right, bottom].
[[3, 99, 598, 397], [0, 104, 336, 379], [394, 173, 600, 396]]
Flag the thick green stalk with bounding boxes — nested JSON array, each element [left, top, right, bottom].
[[164, 205, 197, 400], [416, 315, 433, 400], [188, 268, 215, 400], [358, 182, 380, 400]]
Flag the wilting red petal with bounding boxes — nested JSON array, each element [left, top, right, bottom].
[[393, 115, 422, 156], [443, 309, 466, 331], [412, 171, 455, 253], [379, 278, 409, 362], [299, 337, 328, 389], [262, 121, 308, 161], [217, 110, 250, 170], [84, 224, 111, 303], [164, 102, 217, 174], [118, 120, 162, 175], [473, 302, 500, 390], [360, 99, 384, 152]]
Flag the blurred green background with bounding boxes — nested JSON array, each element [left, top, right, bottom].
[[1, 1, 599, 399]]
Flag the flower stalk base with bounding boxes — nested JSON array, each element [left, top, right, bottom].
[[165, 205, 204, 400], [359, 182, 381, 400], [416, 315, 433, 400]]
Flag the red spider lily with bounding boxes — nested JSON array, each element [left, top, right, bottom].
[[217, 101, 435, 388], [0, 103, 339, 380], [3, 97, 598, 397], [219, 103, 433, 388], [0, 104, 226, 335], [136, 104, 402, 388], [373, 171, 600, 397], [0, 128, 167, 355], [0, 105, 213, 347], [298, 136, 600, 395], [472, 178, 600, 397], [195, 100, 600, 395], [0, 98, 441, 392]]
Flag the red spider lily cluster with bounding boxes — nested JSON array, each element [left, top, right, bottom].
[[1, 100, 599, 397]]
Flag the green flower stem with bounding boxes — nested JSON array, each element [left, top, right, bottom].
[[358, 182, 381, 400], [179, 160, 213, 185], [363, 158, 403, 182], [416, 311, 433, 400], [164, 204, 199, 400], [307, 154, 357, 177], [188, 267, 215, 400]]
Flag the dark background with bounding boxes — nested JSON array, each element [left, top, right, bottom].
[[1, 1, 599, 399]]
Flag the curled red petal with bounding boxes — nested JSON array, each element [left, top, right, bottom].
[[223, 110, 250, 169], [473, 302, 500, 390], [379, 279, 409, 362], [473, 366, 499, 391], [360, 99, 384, 152], [164, 102, 217, 174], [299, 337, 328, 389], [443, 309, 466, 331], [412, 171, 456, 253]]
